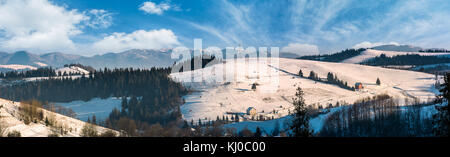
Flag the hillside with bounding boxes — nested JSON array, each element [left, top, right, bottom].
[[171, 58, 440, 124], [0, 98, 116, 137]]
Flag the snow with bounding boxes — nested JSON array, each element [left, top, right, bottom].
[[224, 116, 292, 134], [0, 98, 117, 137], [34, 62, 48, 67], [171, 57, 440, 128], [54, 97, 123, 122], [56, 66, 90, 75], [23, 75, 84, 82], [0, 64, 37, 70], [342, 49, 450, 64]]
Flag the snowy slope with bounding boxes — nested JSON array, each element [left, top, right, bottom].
[[54, 97, 123, 122], [0, 64, 37, 71], [34, 62, 48, 67], [56, 66, 90, 75], [342, 49, 450, 64], [0, 98, 117, 137], [171, 58, 440, 124]]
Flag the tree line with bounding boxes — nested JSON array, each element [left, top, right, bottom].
[[361, 54, 450, 66], [319, 95, 436, 137], [0, 67, 57, 79], [419, 49, 450, 53], [298, 48, 366, 62], [0, 67, 187, 103], [172, 54, 222, 73], [298, 69, 354, 91]]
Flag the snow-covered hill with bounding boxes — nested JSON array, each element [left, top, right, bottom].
[[0, 64, 37, 71], [342, 49, 450, 64], [171, 58, 440, 124], [0, 98, 116, 137], [56, 66, 90, 75]]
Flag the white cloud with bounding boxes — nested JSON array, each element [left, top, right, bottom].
[[0, 0, 115, 53], [93, 29, 181, 53], [139, 1, 171, 15], [281, 43, 320, 56], [84, 9, 113, 29], [352, 41, 400, 49], [0, 0, 87, 52]]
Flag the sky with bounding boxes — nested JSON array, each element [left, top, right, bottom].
[[0, 0, 450, 56]]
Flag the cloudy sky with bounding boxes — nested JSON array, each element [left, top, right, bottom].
[[0, 0, 449, 56]]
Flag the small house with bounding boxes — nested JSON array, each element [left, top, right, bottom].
[[355, 82, 364, 90], [246, 107, 257, 116]]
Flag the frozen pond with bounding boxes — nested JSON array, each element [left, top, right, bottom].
[[54, 97, 123, 122]]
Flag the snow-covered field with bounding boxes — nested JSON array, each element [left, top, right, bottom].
[[342, 49, 450, 64], [0, 98, 116, 137], [55, 97, 123, 122], [171, 57, 440, 126]]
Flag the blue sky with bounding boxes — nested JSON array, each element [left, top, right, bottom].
[[0, 0, 450, 56]]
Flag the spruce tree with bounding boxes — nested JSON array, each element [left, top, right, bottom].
[[298, 69, 303, 77], [254, 127, 262, 137], [376, 78, 381, 85], [433, 73, 450, 137], [92, 115, 97, 125], [290, 87, 313, 137]]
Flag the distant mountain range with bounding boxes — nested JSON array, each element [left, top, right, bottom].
[[0, 44, 446, 71], [0, 49, 176, 70]]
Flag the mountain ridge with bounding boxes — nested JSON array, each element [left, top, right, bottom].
[[0, 49, 177, 70]]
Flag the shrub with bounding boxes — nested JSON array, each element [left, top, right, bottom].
[[81, 123, 98, 137], [7, 130, 21, 137], [99, 130, 117, 137]]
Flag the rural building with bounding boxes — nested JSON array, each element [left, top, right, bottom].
[[355, 82, 364, 90], [246, 107, 257, 116]]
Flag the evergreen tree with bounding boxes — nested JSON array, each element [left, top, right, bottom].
[[182, 120, 189, 129], [272, 120, 280, 136], [251, 83, 257, 90], [45, 117, 50, 126], [308, 71, 317, 80], [376, 78, 381, 85], [298, 69, 303, 77], [433, 73, 450, 137], [290, 87, 313, 137], [92, 115, 97, 125], [254, 127, 262, 137]]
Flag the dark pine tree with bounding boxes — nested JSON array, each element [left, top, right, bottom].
[[376, 78, 381, 85], [254, 127, 262, 137], [290, 87, 313, 137], [298, 69, 303, 77], [433, 73, 450, 137]]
